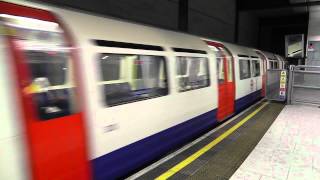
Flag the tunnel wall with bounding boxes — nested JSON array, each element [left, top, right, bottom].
[[237, 11, 259, 48], [42, 0, 237, 43]]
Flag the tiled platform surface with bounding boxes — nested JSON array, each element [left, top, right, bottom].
[[230, 104, 320, 180]]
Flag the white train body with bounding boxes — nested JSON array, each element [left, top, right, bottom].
[[0, 1, 285, 179]]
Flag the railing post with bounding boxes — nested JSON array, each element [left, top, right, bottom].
[[287, 65, 294, 105]]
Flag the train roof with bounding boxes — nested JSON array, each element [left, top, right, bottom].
[[3, 0, 285, 61], [260, 51, 279, 60], [6, 0, 212, 53], [222, 42, 260, 58], [275, 54, 285, 61]]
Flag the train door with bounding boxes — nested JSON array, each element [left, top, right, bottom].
[[256, 51, 267, 97], [206, 41, 235, 121], [0, 2, 90, 180]]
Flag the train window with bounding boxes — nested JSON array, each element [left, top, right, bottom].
[[98, 54, 168, 106], [239, 59, 251, 80], [2, 15, 78, 120], [274, 62, 279, 69], [252, 60, 260, 77], [176, 57, 210, 92], [93, 39, 164, 51], [172, 47, 207, 54]]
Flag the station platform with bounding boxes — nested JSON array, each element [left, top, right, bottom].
[[127, 100, 289, 180], [231, 104, 320, 180]]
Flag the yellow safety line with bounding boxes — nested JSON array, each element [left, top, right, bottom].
[[155, 102, 269, 180]]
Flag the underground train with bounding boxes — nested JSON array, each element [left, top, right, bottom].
[[0, 1, 285, 179]]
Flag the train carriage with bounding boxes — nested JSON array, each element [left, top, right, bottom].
[[0, 1, 284, 179]]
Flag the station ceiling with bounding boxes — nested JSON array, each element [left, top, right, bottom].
[[239, 0, 320, 11], [238, 0, 311, 55], [239, 0, 320, 17]]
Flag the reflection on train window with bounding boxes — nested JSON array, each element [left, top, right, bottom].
[[100, 56, 120, 81], [98, 54, 168, 106], [25, 51, 77, 120], [176, 58, 188, 75], [239, 59, 251, 80], [176, 56, 210, 92], [28, 52, 67, 85], [252, 60, 260, 77]]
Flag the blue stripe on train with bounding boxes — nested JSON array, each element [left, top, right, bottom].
[[92, 90, 262, 179], [235, 90, 262, 114]]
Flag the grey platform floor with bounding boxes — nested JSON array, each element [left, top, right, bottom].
[[231, 104, 320, 180]]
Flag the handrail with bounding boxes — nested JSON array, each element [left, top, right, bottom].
[[294, 70, 320, 74], [294, 65, 320, 70], [295, 65, 320, 68], [293, 85, 320, 90]]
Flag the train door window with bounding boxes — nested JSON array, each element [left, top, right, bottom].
[[269, 61, 274, 69], [213, 47, 225, 83], [226, 56, 233, 82], [217, 56, 225, 83], [252, 60, 260, 77], [268, 61, 271, 69], [274, 61, 279, 69], [176, 57, 210, 92], [98, 54, 168, 106], [239, 59, 251, 80], [2, 14, 78, 120]]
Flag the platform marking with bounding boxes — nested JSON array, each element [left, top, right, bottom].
[[155, 102, 269, 180]]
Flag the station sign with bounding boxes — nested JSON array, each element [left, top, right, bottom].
[[279, 70, 287, 100]]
